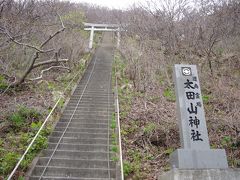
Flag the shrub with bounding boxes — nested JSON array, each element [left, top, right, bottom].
[[8, 106, 42, 130], [163, 88, 176, 102], [143, 123, 156, 134], [123, 161, 133, 176], [0, 75, 8, 91], [10, 113, 25, 129], [0, 152, 20, 175]]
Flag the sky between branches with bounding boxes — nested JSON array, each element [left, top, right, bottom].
[[68, 0, 146, 9]]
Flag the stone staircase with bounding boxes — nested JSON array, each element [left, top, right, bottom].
[[27, 33, 117, 180]]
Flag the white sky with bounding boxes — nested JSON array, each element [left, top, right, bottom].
[[68, 0, 145, 9]]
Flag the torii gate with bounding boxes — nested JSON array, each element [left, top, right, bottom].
[[84, 23, 120, 49]]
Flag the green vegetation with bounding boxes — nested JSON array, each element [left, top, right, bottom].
[[148, 95, 160, 103], [0, 50, 92, 178], [111, 156, 119, 162], [210, 135, 240, 168], [114, 53, 135, 119], [111, 120, 117, 129], [0, 106, 52, 176], [0, 75, 8, 91], [20, 131, 49, 170], [124, 150, 144, 178], [8, 106, 41, 130], [0, 61, 88, 176], [202, 94, 211, 104], [123, 161, 133, 176], [93, 32, 103, 48], [110, 112, 119, 159], [121, 121, 139, 136], [143, 122, 156, 134], [111, 145, 118, 153], [111, 113, 117, 131], [0, 152, 20, 175], [163, 87, 176, 102], [163, 148, 174, 156], [114, 52, 149, 178]]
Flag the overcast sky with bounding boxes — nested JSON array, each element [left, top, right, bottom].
[[68, 0, 145, 9]]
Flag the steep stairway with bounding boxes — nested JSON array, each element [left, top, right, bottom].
[[27, 33, 116, 180]]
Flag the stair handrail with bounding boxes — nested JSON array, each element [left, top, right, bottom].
[[7, 70, 82, 180], [114, 57, 124, 180]]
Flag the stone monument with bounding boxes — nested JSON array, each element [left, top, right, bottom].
[[158, 64, 240, 180], [170, 64, 228, 169]]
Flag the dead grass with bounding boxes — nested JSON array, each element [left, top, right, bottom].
[[117, 42, 240, 179]]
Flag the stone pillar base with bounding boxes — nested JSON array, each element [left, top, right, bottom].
[[170, 149, 228, 169], [158, 169, 240, 180]]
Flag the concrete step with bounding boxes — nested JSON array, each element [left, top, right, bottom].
[[67, 97, 113, 101], [80, 77, 110, 81], [64, 113, 112, 118], [55, 122, 108, 129], [62, 106, 114, 111], [72, 93, 111, 96], [61, 114, 111, 120], [64, 104, 114, 108], [51, 131, 108, 139], [31, 166, 115, 178], [61, 113, 111, 117], [67, 100, 113, 104], [63, 109, 110, 114], [69, 94, 112, 97], [29, 176, 111, 180], [41, 150, 113, 160], [53, 127, 109, 134], [58, 118, 109, 124], [70, 94, 113, 98], [70, 97, 113, 101], [48, 143, 111, 152], [73, 90, 109, 93], [64, 106, 114, 111], [37, 157, 116, 169], [66, 102, 114, 106], [48, 136, 108, 144], [65, 104, 113, 108], [75, 85, 111, 89], [66, 104, 114, 108], [71, 94, 112, 98]]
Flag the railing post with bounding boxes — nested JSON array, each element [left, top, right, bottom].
[[117, 28, 120, 48], [89, 26, 94, 49]]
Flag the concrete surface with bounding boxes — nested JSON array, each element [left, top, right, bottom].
[[158, 168, 240, 180]]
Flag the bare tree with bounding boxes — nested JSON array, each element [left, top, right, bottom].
[[0, 0, 89, 88]]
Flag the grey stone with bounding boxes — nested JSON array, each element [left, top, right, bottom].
[[173, 64, 210, 149], [158, 168, 240, 180], [170, 149, 228, 169], [171, 64, 228, 169]]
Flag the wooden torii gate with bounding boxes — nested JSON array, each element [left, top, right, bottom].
[[84, 23, 120, 49]]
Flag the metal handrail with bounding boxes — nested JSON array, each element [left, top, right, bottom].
[[7, 68, 83, 180], [114, 60, 124, 180]]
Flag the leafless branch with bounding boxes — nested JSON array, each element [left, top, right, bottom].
[[40, 13, 65, 48], [12, 13, 67, 86], [32, 58, 68, 69], [0, 27, 55, 53], [28, 66, 70, 81]]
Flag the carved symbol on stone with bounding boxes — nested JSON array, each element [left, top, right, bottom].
[[182, 67, 192, 76]]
